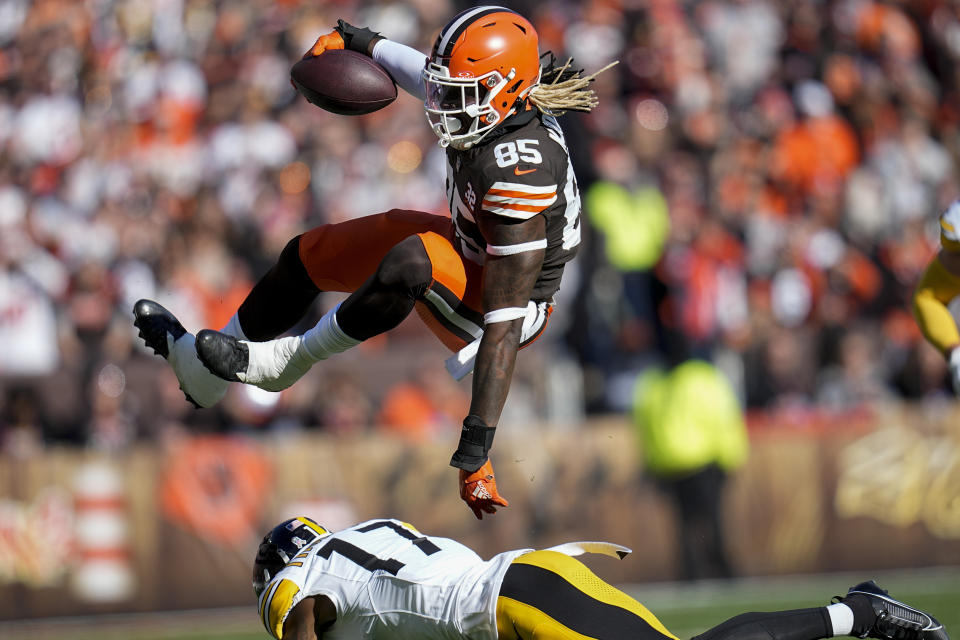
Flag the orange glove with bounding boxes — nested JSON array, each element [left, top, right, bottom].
[[303, 30, 345, 59], [459, 460, 509, 520]]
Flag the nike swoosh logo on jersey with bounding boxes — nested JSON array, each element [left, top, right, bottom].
[[514, 167, 537, 175]]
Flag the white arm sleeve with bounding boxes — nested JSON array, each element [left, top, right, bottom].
[[372, 39, 427, 100]]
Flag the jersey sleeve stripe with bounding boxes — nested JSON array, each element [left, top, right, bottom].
[[265, 579, 301, 639], [486, 188, 557, 200], [490, 181, 557, 195], [482, 199, 556, 214], [483, 194, 557, 206], [486, 239, 547, 255], [260, 580, 278, 633]]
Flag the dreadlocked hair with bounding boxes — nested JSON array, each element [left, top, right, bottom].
[[528, 52, 619, 117]]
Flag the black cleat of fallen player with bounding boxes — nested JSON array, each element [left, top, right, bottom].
[[196, 329, 249, 383], [133, 299, 187, 359], [840, 581, 948, 640]]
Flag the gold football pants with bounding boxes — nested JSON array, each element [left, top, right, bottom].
[[495, 550, 678, 640]]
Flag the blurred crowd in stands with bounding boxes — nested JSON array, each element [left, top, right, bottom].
[[2, 0, 959, 453]]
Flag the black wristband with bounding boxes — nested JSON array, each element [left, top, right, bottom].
[[449, 415, 496, 473], [335, 19, 382, 55]]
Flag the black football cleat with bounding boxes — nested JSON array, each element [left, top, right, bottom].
[[133, 299, 186, 359], [841, 580, 948, 640], [132, 299, 200, 408], [196, 329, 249, 382]]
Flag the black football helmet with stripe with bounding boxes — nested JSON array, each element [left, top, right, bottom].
[[253, 516, 330, 597]]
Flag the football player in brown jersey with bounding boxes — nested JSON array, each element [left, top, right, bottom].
[[134, 6, 613, 519]]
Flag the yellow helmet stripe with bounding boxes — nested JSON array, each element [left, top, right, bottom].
[[296, 517, 328, 537]]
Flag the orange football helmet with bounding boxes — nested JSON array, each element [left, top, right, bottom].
[[423, 6, 541, 150]]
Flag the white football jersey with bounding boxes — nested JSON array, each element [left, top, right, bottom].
[[940, 199, 960, 251], [257, 518, 529, 640]]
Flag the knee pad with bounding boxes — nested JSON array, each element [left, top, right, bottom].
[[374, 236, 432, 298]]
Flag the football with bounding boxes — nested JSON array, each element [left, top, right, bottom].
[[291, 50, 398, 116]]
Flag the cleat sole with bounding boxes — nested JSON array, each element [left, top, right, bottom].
[[132, 299, 187, 359], [133, 299, 207, 408]]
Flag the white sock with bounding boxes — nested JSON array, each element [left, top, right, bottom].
[[826, 603, 854, 636], [299, 303, 361, 360], [167, 313, 246, 408], [240, 304, 360, 392]]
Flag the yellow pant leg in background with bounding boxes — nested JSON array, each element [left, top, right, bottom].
[[495, 550, 678, 640], [913, 255, 960, 354]]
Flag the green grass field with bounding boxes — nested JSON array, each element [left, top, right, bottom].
[[2, 567, 958, 640]]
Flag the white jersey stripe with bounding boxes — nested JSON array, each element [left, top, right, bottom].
[[483, 194, 558, 206], [261, 579, 279, 634], [482, 205, 539, 219], [561, 154, 581, 250], [489, 181, 557, 194], [486, 239, 547, 255], [459, 237, 485, 265], [542, 114, 565, 145], [451, 214, 480, 251], [453, 183, 475, 223], [483, 196, 556, 212], [423, 289, 484, 339]]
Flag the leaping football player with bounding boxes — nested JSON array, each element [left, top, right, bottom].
[[134, 6, 614, 519], [913, 199, 960, 393], [251, 515, 949, 640]]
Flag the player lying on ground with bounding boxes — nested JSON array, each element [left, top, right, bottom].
[[913, 199, 960, 393], [253, 516, 949, 640], [134, 6, 615, 520]]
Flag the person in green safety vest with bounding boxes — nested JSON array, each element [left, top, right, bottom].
[[632, 355, 749, 580]]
